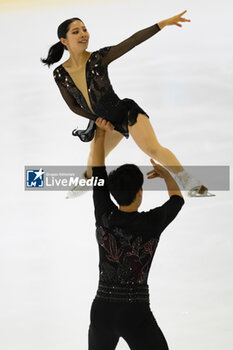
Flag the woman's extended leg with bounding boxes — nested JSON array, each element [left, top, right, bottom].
[[85, 129, 124, 178], [128, 113, 213, 196], [129, 113, 184, 174]]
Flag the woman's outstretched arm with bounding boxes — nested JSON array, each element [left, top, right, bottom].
[[102, 23, 161, 65], [103, 10, 190, 65]]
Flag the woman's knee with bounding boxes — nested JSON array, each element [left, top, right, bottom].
[[146, 144, 164, 158]]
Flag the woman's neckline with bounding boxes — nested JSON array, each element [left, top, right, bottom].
[[61, 51, 94, 73]]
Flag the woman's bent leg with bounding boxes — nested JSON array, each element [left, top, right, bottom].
[[86, 129, 124, 178]]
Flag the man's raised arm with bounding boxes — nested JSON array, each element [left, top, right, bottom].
[[92, 121, 117, 224]]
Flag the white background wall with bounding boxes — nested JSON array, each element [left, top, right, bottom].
[[0, 0, 233, 349]]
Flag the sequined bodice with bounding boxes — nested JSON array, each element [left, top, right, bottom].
[[54, 47, 120, 119]]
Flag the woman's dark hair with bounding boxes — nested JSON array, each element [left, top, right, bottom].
[[41, 17, 82, 68], [107, 164, 144, 206]]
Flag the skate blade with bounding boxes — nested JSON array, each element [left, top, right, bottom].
[[188, 185, 215, 198], [188, 191, 216, 197]]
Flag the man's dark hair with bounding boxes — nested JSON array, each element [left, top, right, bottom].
[[107, 164, 144, 206]]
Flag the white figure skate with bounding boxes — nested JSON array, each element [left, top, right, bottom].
[[65, 171, 89, 199], [174, 170, 215, 197]]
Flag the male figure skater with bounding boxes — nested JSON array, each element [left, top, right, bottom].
[[89, 120, 185, 350]]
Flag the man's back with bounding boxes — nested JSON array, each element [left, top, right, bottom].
[[93, 166, 184, 289]]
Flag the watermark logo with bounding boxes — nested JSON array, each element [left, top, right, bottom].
[[24, 165, 230, 191], [26, 168, 45, 188]]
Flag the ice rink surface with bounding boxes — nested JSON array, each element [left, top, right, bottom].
[[0, 0, 233, 349]]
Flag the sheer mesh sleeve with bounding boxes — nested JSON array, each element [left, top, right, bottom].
[[55, 81, 98, 122], [102, 23, 161, 65]]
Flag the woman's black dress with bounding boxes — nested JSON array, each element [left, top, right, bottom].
[[53, 23, 161, 142]]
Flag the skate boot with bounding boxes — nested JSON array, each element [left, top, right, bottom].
[[174, 170, 215, 197], [65, 170, 89, 199]]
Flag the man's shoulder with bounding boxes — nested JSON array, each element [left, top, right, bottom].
[[167, 194, 185, 207], [140, 195, 184, 217]]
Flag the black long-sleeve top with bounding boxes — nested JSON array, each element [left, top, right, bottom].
[[53, 23, 161, 142], [93, 166, 185, 286]]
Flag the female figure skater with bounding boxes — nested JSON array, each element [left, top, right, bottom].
[[41, 10, 213, 197]]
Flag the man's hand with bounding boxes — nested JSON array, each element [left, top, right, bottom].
[[95, 117, 114, 131], [146, 159, 170, 179], [158, 10, 191, 29], [147, 159, 183, 198]]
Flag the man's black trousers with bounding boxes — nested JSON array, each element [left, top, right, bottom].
[[88, 298, 169, 350]]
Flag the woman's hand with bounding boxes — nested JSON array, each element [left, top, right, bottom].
[[95, 117, 114, 131], [146, 159, 170, 179], [158, 10, 191, 29]]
